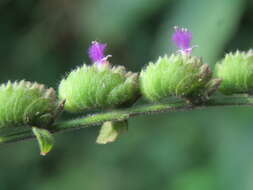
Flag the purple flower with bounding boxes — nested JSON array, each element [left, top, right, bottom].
[[88, 41, 111, 65], [172, 26, 194, 54]]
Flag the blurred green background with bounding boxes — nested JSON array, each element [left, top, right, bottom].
[[0, 0, 253, 189]]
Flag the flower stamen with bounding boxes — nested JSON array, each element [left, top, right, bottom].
[[172, 26, 196, 55], [88, 41, 111, 65]]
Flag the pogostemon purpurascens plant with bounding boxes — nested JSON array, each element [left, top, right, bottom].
[[1, 26, 253, 155]]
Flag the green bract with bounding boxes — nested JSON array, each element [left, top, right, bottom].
[[58, 64, 139, 112], [0, 80, 61, 129], [215, 50, 253, 95], [140, 54, 219, 102], [96, 120, 128, 144]]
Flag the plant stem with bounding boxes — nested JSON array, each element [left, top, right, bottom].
[[1, 95, 253, 144]]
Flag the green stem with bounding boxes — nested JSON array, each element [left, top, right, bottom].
[[0, 130, 33, 143], [1, 95, 253, 144]]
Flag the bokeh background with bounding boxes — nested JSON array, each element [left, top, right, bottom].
[[0, 0, 253, 189]]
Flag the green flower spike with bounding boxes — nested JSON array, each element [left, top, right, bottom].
[[140, 27, 220, 103], [0, 80, 63, 155], [215, 50, 253, 95], [58, 41, 140, 144]]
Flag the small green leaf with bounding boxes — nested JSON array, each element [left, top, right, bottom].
[[32, 127, 54, 156], [96, 120, 128, 144]]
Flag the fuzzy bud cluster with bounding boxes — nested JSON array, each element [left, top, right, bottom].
[[140, 54, 220, 102], [58, 41, 139, 113], [58, 64, 139, 112], [215, 50, 253, 95], [0, 80, 61, 129], [140, 27, 220, 103]]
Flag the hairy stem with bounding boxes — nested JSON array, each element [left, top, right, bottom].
[[1, 95, 253, 144]]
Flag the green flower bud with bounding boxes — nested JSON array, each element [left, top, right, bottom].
[[214, 50, 253, 95], [58, 64, 139, 112], [140, 54, 216, 102], [0, 80, 62, 129]]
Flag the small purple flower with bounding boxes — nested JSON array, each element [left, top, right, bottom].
[[172, 26, 194, 55], [88, 41, 111, 65]]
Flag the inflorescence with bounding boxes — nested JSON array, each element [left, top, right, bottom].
[[0, 27, 252, 155]]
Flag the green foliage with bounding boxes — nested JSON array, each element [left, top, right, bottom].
[[215, 50, 253, 95], [58, 64, 139, 112], [32, 127, 54, 156], [140, 54, 219, 102], [96, 120, 128, 144], [0, 80, 61, 129]]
